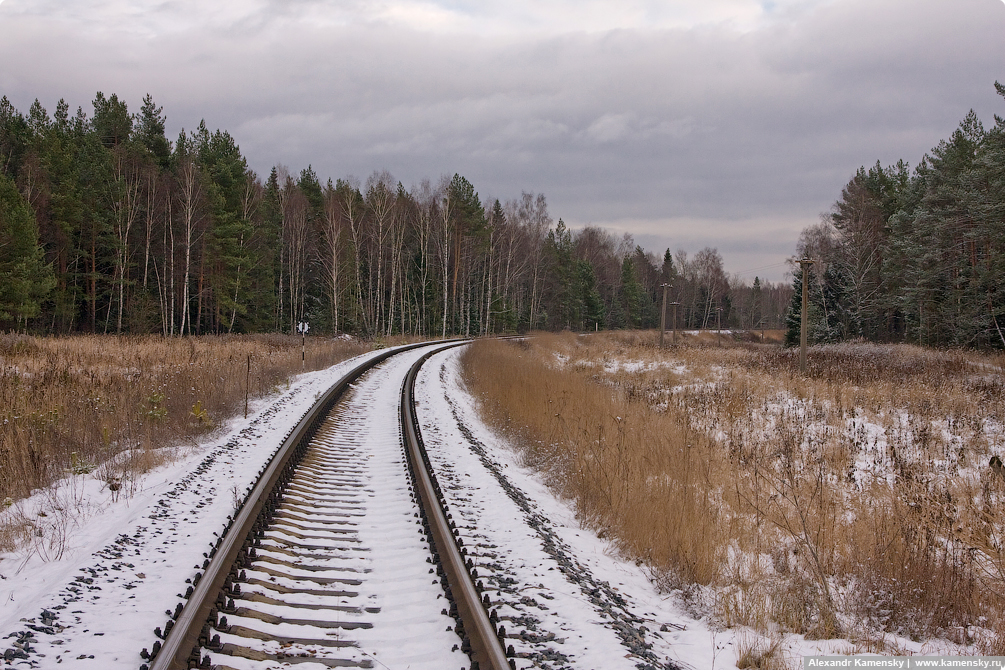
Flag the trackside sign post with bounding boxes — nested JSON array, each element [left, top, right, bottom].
[[298, 321, 309, 368]]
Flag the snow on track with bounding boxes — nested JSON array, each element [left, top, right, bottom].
[[206, 346, 464, 670], [415, 347, 692, 670], [3, 341, 727, 670], [0, 345, 436, 669]]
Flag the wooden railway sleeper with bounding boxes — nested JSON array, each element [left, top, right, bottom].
[[142, 341, 466, 670]]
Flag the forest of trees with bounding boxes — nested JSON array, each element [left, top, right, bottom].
[[0, 91, 790, 338], [788, 82, 1005, 350]]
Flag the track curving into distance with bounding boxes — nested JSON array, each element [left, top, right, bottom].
[[143, 340, 511, 670]]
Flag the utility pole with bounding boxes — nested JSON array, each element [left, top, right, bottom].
[[798, 258, 814, 374], [669, 301, 681, 346], [659, 283, 671, 348]]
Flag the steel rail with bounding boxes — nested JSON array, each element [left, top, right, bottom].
[[400, 343, 513, 670], [149, 339, 455, 670]]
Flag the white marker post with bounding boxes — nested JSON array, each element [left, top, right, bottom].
[[298, 321, 309, 369]]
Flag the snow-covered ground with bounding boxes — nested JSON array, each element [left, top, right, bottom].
[[412, 346, 873, 670], [2, 341, 920, 670], [545, 346, 1000, 663], [203, 345, 467, 670], [417, 347, 699, 670], [0, 348, 394, 668]]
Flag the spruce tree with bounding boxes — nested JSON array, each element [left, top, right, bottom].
[[620, 255, 643, 329], [784, 271, 802, 347], [578, 259, 604, 330]]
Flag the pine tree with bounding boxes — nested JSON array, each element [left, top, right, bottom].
[[966, 82, 1005, 347], [39, 99, 85, 332], [829, 162, 900, 340], [661, 247, 678, 285], [446, 174, 486, 333], [199, 127, 255, 333], [91, 92, 132, 149], [0, 173, 55, 327], [906, 110, 985, 346], [135, 94, 171, 168], [75, 110, 117, 332], [0, 96, 30, 179]]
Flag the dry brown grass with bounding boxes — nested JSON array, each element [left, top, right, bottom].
[[462, 330, 1005, 647], [735, 632, 788, 669], [0, 334, 372, 513], [463, 334, 727, 588]]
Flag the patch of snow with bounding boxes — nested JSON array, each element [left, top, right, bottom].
[[0, 347, 399, 668]]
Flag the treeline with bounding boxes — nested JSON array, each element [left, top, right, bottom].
[[788, 82, 1005, 349], [0, 92, 789, 337]]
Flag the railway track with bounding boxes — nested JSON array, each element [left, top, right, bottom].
[[142, 341, 512, 670]]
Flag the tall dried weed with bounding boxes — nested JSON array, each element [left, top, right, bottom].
[[463, 334, 727, 587], [463, 331, 1005, 647], [0, 333, 370, 516]]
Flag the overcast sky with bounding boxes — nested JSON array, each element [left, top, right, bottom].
[[1, 0, 1003, 282]]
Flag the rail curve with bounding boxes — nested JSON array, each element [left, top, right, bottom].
[[142, 340, 510, 670]]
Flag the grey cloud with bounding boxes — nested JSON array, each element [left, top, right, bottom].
[[0, 0, 1002, 282]]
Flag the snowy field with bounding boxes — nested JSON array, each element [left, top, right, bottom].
[[0, 348, 392, 667], [4, 338, 984, 669], [518, 334, 1005, 664]]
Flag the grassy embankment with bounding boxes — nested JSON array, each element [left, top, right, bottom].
[[462, 331, 1005, 659], [0, 333, 377, 550]]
